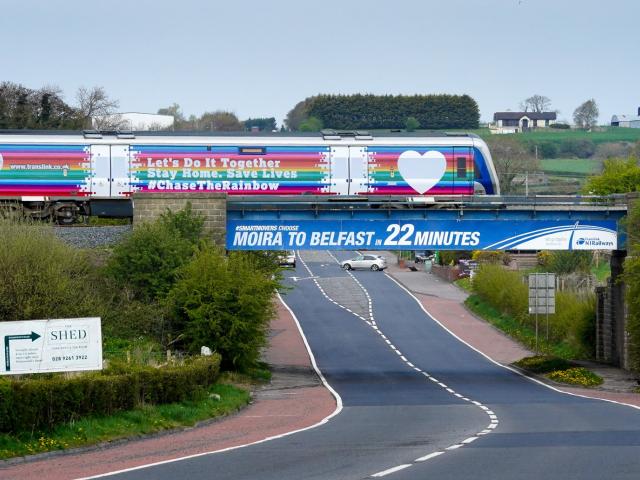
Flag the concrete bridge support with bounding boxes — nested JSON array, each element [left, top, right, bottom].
[[596, 250, 629, 369]]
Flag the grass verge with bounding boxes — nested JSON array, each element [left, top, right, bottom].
[[465, 294, 583, 359], [0, 383, 249, 460]]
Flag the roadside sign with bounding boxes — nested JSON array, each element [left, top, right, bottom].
[[528, 273, 556, 352], [0, 318, 102, 375], [528, 273, 556, 314]]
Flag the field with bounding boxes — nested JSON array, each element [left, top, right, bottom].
[[540, 158, 603, 176], [422, 127, 640, 144]]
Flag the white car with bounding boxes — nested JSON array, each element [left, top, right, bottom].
[[341, 254, 387, 271], [278, 250, 296, 268]]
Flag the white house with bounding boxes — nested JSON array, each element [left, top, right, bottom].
[[490, 111, 557, 134]]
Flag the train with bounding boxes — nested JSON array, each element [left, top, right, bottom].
[[0, 130, 499, 223]]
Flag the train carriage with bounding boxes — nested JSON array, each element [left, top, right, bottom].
[[0, 130, 499, 223]]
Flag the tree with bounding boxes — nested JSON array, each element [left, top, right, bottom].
[[405, 116, 420, 132], [198, 110, 243, 131], [298, 116, 323, 132], [573, 99, 599, 130], [76, 86, 119, 129], [244, 117, 277, 131], [520, 94, 552, 113], [583, 158, 640, 195], [285, 99, 312, 131], [157, 103, 185, 129], [485, 137, 538, 194]]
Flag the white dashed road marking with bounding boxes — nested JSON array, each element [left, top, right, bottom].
[[298, 251, 499, 479]]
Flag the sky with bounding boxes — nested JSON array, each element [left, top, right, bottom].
[[1, 0, 638, 127]]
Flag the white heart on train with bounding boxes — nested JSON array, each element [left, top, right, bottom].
[[397, 150, 447, 194]]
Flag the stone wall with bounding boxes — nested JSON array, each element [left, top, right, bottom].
[[132, 192, 227, 245], [595, 250, 628, 369]]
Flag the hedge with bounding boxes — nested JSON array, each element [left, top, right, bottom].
[[0, 355, 220, 433], [299, 93, 480, 130]]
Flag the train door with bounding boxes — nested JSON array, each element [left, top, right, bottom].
[[330, 146, 369, 195], [453, 146, 472, 193], [348, 146, 368, 194], [110, 145, 131, 197], [90, 145, 110, 197], [330, 146, 350, 194]]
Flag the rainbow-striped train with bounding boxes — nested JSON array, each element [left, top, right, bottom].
[[0, 130, 499, 223]]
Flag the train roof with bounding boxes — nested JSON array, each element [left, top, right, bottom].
[[0, 129, 486, 147]]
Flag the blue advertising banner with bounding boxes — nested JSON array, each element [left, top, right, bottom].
[[226, 219, 618, 251]]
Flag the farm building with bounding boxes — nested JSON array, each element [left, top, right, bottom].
[[490, 111, 557, 134], [611, 108, 640, 128]]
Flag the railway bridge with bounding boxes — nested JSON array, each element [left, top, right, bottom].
[[133, 192, 633, 368]]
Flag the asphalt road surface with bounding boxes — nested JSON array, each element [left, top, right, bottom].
[[98, 251, 640, 480]]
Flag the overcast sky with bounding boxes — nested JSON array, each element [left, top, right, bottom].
[[1, 0, 638, 126]]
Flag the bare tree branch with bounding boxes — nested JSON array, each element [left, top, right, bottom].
[[76, 86, 119, 129]]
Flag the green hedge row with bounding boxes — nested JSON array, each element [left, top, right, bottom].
[[0, 355, 220, 434], [300, 93, 480, 130]]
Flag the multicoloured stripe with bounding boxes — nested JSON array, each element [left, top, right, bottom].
[[0, 144, 91, 197]]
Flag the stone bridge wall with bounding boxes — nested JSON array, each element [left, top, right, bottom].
[[132, 192, 227, 246]]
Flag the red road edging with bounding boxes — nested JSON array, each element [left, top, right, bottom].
[[0, 300, 336, 480]]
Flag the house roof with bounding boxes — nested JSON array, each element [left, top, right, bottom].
[[494, 111, 557, 121]]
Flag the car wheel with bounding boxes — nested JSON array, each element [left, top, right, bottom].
[[370, 264, 380, 271], [342, 263, 352, 270]]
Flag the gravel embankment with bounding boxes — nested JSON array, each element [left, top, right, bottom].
[[53, 225, 133, 248]]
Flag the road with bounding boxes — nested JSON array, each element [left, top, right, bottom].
[[99, 250, 640, 480]]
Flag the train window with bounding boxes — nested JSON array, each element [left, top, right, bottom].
[[239, 147, 266, 155], [456, 157, 467, 178]]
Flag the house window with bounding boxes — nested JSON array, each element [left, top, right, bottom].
[[533, 119, 538, 127], [545, 119, 549, 127], [502, 119, 519, 127], [456, 157, 467, 179]]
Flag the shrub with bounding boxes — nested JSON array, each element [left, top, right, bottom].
[[405, 116, 420, 132], [0, 355, 220, 434], [550, 123, 571, 129], [537, 141, 559, 159], [438, 250, 471, 266], [472, 250, 510, 265], [559, 138, 596, 158], [472, 264, 595, 356], [513, 355, 573, 373], [472, 264, 528, 321], [594, 142, 633, 160], [105, 205, 205, 300], [550, 291, 596, 357], [0, 221, 101, 322], [623, 255, 640, 372], [159, 203, 205, 245], [545, 251, 592, 274], [166, 248, 279, 370]]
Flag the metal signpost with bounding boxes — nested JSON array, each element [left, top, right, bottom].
[[528, 273, 556, 352], [0, 318, 102, 375]]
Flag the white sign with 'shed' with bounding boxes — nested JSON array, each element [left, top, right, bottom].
[[0, 318, 102, 375]]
